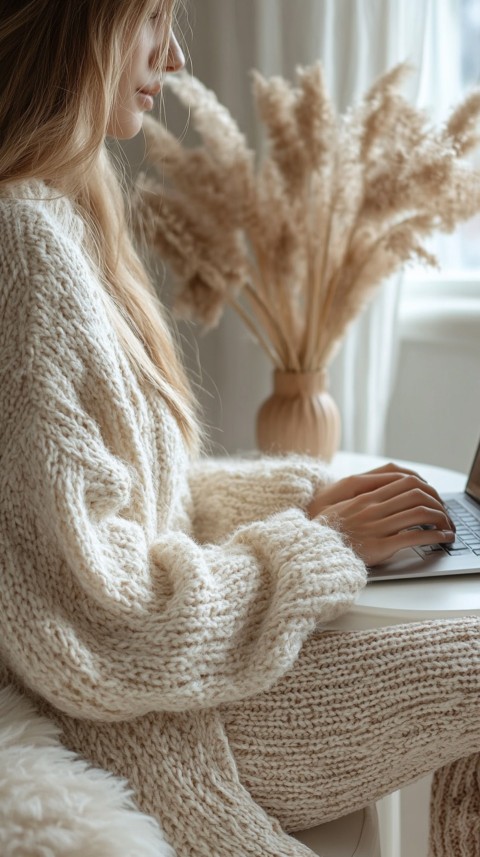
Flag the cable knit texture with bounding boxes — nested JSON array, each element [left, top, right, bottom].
[[0, 180, 366, 854], [1, 180, 479, 857]]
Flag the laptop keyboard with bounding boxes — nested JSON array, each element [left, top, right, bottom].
[[416, 498, 480, 558]]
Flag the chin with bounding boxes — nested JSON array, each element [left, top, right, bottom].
[[107, 111, 144, 141]]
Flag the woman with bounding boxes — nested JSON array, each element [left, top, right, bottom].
[[0, 1, 478, 855]]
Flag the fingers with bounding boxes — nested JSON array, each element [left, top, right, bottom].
[[401, 527, 455, 548], [378, 504, 452, 537], [348, 472, 408, 496], [358, 475, 451, 520], [355, 523, 455, 566], [341, 469, 438, 503], [318, 486, 452, 535], [316, 487, 456, 566], [379, 526, 455, 562], [321, 466, 444, 513], [327, 480, 452, 529], [326, 470, 426, 505], [365, 462, 428, 483], [307, 471, 406, 517], [365, 476, 452, 514], [314, 463, 455, 566]]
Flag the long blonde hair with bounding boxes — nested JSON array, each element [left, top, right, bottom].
[[0, 0, 201, 452]]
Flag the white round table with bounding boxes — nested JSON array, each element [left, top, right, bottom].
[[326, 451, 480, 857]]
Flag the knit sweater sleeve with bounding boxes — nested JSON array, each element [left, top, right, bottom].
[[188, 454, 334, 543], [0, 197, 367, 723]]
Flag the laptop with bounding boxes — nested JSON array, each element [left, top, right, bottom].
[[368, 436, 480, 582]]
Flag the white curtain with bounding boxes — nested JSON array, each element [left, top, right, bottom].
[[174, 0, 439, 455]]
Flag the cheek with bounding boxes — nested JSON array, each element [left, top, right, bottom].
[[107, 30, 151, 139], [116, 31, 148, 102], [118, 55, 137, 100], [130, 32, 151, 81]]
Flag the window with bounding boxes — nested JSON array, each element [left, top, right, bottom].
[[415, 0, 480, 274], [401, 0, 480, 344], [462, 0, 480, 89], [457, 0, 480, 270]]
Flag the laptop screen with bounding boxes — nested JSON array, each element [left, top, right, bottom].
[[466, 437, 480, 503]]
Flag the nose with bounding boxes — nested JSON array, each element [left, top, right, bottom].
[[165, 31, 185, 73]]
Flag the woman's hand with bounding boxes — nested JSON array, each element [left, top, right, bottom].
[[308, 463, 456, 566]]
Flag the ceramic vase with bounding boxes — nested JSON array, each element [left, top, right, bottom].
[[256, 369, 341, 461]]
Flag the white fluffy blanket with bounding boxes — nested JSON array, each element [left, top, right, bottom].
[[0, 685, 175, 857]]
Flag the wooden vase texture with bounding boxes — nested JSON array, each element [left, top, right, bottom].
[[256, 369, 341, 462]]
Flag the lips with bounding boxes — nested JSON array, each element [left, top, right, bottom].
[[138, 83, 162, 98]]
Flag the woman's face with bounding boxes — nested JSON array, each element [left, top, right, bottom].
[[107, 11, 185, 140]]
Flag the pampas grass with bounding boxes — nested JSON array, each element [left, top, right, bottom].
[[132, 62, 480, 372]]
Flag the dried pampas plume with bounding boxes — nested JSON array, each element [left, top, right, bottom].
[[132, 62, 480, 371]]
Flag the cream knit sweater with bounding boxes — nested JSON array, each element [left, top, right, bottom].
[[0, 181, 368, 854], [2, 181, 479, 857]]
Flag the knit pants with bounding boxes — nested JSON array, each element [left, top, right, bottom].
[[220, 617, 480, 854], [51, 617, 480, 857]]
